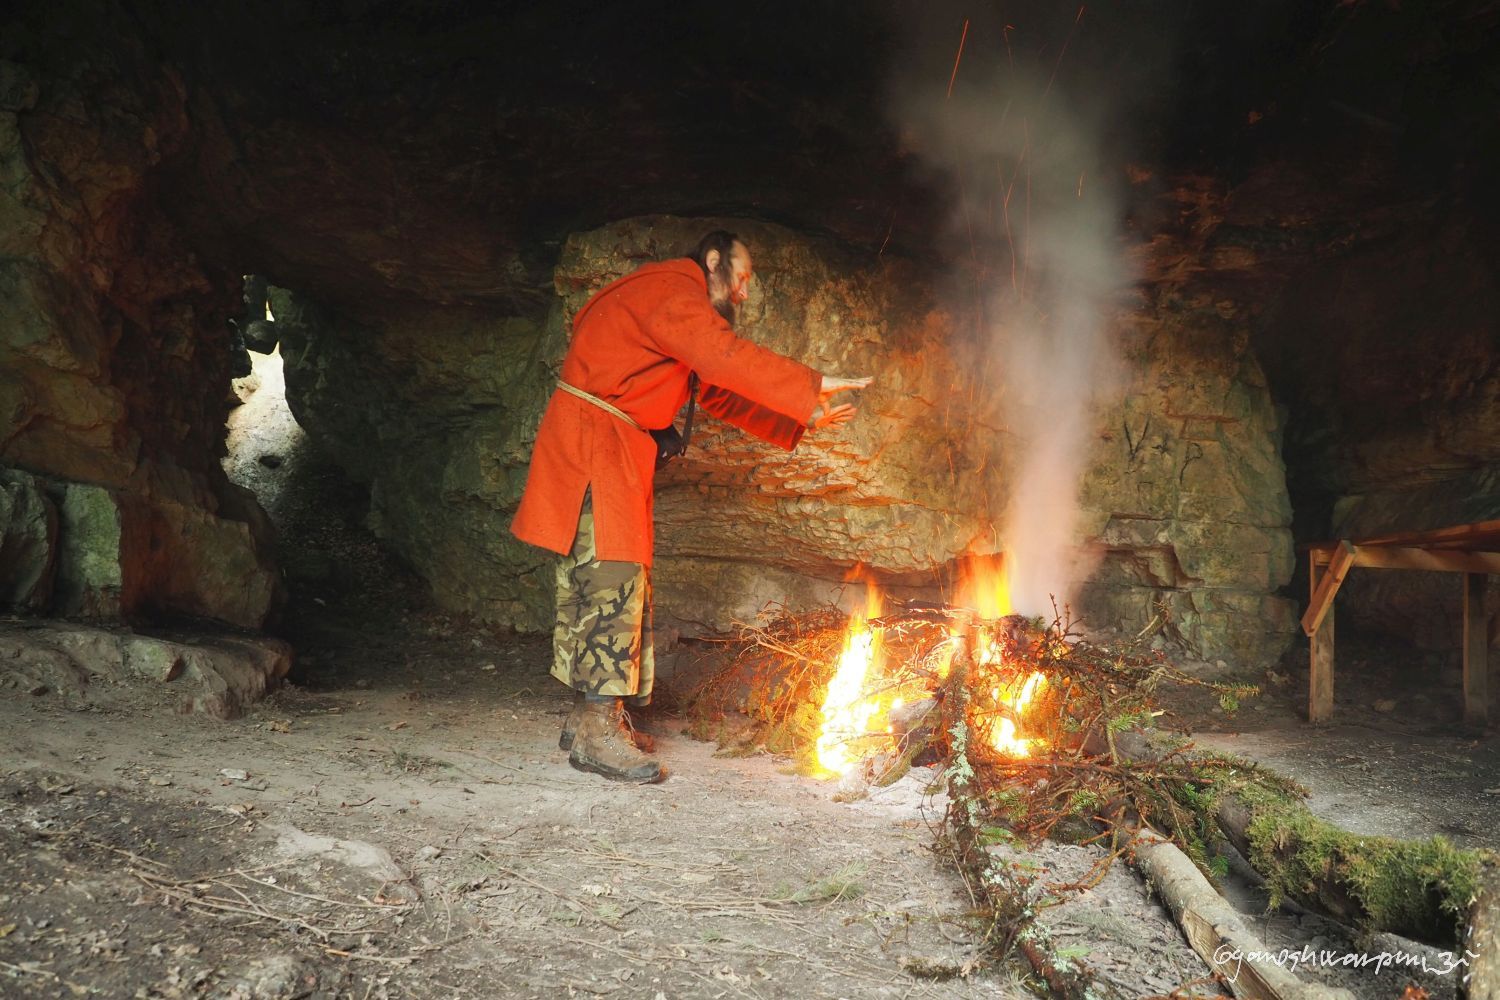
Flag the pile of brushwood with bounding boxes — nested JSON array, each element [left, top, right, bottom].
[[676, 603, 1499, 998]]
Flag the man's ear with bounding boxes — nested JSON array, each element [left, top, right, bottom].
[[704, 249, 720, 274]]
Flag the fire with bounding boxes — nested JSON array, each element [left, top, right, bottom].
[[812, 552, 1049, 779], [987, 669, 1048, 756], [957, 551, 1012, 619], [961, 551, 1047, 757], [815, 581, 885, 776]]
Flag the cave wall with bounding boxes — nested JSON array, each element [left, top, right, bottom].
[[280, 215, 1296, 664], [1255, 200, 1500, 651], [0, 17, 280, 627], [20, 0, 1479, 667], [1223, 0, 1500, 652], [1079, 290, 1297, 663]]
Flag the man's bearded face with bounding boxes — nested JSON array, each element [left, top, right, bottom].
[[708, 245, 752, 326]]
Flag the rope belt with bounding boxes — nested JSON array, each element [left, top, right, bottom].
[[556, 380, 644, 431]]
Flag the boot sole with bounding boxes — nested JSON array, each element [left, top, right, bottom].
[[568, 753, 664, 784]]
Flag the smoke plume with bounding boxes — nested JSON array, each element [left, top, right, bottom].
[[888, 6, 1140, 616]]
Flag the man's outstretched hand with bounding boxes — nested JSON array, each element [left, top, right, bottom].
[[808, 375, 873, 430]]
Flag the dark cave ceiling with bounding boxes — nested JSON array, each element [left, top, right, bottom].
[[7, 0, 1498, 317]]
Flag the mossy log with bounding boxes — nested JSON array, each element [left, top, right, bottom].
[[1090, 727, 1493, 956], [1211, 780, 1485, 950]]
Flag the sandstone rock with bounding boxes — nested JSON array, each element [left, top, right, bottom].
[[0, 20, 282, 630], [0, 620, 291, 717], [214, 954, 318, 1000], [50, 481, 125, 618], [242, 319, 278, 354], [0, 468, 58, 611], [1, 0, 1490, 674], [278, 215, 1297, 665]]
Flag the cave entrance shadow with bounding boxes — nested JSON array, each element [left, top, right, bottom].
[[221, 286, 449, 696]]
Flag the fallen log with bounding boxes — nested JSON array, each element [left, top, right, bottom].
[[1208, 772, 1483, 951], [1131, 824, 1355, 1000], [1084, 727, 1493, 958], [1460, 863, 1500, 1000]]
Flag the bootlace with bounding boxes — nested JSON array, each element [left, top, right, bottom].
[[601, 706, 648, 758], [619, 708, 643, 742]]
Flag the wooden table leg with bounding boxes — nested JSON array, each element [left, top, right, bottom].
[[1463, 572, 1490, 729], [1309, 552, 1336, 723]]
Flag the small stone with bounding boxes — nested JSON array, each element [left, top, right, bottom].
[[1373, 698, 1397, 713], [221, 768, 250, 782], [149, 775, 174, 787], [416, 845, 443, 861]]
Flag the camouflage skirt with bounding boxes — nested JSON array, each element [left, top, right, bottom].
[[552, 489, 655, 706]]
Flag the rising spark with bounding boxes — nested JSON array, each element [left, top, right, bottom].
[[946, 18, 970, 100]]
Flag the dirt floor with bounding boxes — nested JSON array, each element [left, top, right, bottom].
[[0, 629, 1018, 1000], [3, 354, 1497, 999], [1176, 641, 1500, 852]]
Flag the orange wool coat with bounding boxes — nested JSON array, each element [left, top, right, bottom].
[[510, 258, 821, 566]]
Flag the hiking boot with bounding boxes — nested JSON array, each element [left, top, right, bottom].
[[568, 700, 664, 783], [560, 694, 655, 753]]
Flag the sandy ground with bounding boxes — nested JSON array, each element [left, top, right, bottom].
[[1164, 644, 1500, 852], [0, 639, 1022, 999]]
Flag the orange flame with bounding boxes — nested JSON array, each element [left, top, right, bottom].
[[812, 554, 1047, 778], [959, 551, 1047, 756], [988, 670, 1048, 756], [815, 579, 884, 776], [957, 552, 1012, 619]]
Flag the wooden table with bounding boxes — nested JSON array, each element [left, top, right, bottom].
[[1303, 519, 1500, 727]]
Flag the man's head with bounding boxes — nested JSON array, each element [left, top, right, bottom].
[[690, 230, 752, 326]]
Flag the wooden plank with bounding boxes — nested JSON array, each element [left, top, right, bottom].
[[1355, 518, 1500, 549], [1464, 572, 1490, 730], [1302, 541, 1355, 637], [1309, 552, 1337, 724], [1345, 546, 1500, 574], [1302, 518, 1500, 556]]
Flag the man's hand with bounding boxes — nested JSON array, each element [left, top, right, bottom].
[[819, 375, 873, 397], [807, 401, 858, 430], [808, 374, 872, 429]]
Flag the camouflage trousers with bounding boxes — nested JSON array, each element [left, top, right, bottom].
[[552, 489, 655, 707]]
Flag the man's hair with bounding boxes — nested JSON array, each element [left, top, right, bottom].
[[688, 230, 741, 280]]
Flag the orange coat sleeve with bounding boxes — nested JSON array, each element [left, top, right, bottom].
[[697, 384, 807, 451], [637, 283, 821, 426]]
